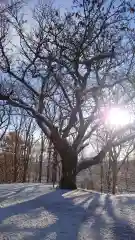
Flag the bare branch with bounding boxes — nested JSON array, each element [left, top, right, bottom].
[[79, 51, 115, 67]]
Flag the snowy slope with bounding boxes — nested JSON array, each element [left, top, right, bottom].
[[0, 184, 135, 239]]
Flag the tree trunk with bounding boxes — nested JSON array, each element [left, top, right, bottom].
[[100, 163, 103, 193], [48, 128, 77, 189], [112, 157, 117, 195], [38, 155, 43, 183], [38, 132, 44, 183], [47, 140, 52, 183], [52, 147, 58, 187], [13, 143, 18, 182], [22, 147, 31, 182], [59, 153, 77, 189], [107, 152, 112, 193], [125, 157, 129, 192], [23, 158, 29, 182], [4, 153, 7, 182]]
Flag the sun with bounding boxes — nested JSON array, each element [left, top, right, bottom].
[[105, 107, 131, 127]]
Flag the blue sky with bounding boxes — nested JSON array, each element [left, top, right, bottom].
[[27, 0, 72, 10], [53, 0, 72, 8], [0, 0, 72, 7], [9, 0, 73, 47], [21, 0, 73, 29]]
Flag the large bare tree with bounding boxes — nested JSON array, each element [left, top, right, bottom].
[[0, 0, 135, 188]]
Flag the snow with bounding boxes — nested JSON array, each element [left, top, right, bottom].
[[0, 184, 135, 239]]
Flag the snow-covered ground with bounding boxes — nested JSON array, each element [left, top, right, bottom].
[[0, 184, 135, 239]]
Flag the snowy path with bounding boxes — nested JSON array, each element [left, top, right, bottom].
[[0, 184, 135, 239]]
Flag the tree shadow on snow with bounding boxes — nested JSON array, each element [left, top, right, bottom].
[[0, 187, 94, 240], [0, 186, 135, 239], [83, 193, 135, 240], [105, 194, 135, 239]]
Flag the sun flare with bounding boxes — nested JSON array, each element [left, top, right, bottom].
[[105, 107, 131, 127]]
